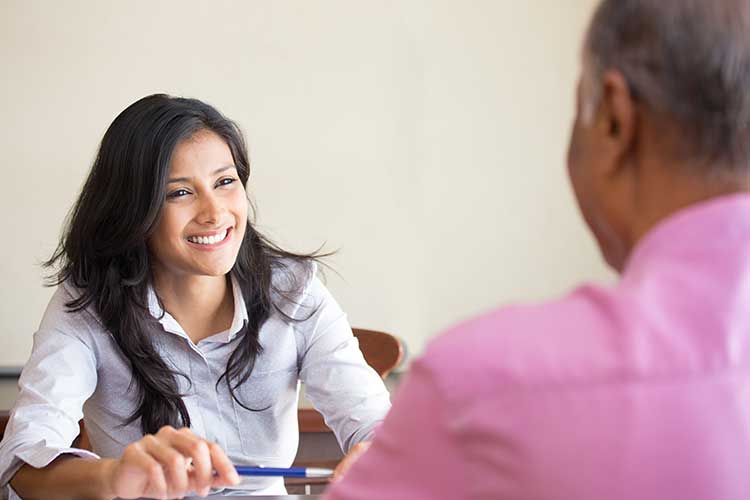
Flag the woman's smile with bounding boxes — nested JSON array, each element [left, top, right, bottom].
[[186, 227, 233, 249]]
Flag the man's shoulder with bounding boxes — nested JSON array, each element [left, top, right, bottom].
[[421, 283, 629, 393]]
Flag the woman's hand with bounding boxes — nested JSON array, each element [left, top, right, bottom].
[[103, 425, 240, 499], [332, 441, 371, 482]]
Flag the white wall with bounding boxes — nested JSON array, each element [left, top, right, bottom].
[[0, 0, 610, 368]]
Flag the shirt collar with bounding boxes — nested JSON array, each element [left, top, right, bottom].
[[147, 274, 249, 344], [623, 192, 750, 279]]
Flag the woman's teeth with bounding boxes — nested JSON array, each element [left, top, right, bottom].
[[187, 228, 228, 245]]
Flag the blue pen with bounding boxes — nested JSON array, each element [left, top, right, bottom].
[[234, 465, 334, 478]]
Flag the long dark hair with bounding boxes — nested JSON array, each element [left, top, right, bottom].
[[45, 94, 323, 435]]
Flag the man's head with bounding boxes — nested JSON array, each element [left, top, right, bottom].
[[567, 0, 750, 271]]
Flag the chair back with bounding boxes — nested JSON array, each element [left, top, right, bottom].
[[0, 411, 8, 438], [352, 327, 403, 379]]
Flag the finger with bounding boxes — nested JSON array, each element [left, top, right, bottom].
[[333, 456, 354, 482], [119, 442, 169, 500], [169, 428, 213, 496], [142, 432, 190, 498], [333, 441, 371, 481], [206, 441, 240, 487], [143, 458, 170, 500]]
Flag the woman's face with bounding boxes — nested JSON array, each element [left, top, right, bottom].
[[148, 129, 248, 280]]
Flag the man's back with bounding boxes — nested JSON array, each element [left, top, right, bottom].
[[326, 194, 750, 500]]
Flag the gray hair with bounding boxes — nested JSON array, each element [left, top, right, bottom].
[[583, 0, 750, 174]]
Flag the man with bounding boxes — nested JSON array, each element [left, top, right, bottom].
[[325, 1, 750, 498]]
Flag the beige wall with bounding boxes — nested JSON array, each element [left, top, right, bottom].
[[0, 0, 610, 367]]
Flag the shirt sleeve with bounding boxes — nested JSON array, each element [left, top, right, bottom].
[[0, 322, 100, 494], [295, 276, 392, 452], [323, 357, 464, 500]]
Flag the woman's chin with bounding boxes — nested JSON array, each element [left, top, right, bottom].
[[201, 265, 235, 277], [188, 259, 237, 278]]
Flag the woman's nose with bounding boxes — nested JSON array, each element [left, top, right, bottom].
[[197, 192, 223, 225]]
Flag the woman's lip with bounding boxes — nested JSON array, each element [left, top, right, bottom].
[[187, 227, 231, 239], [186, 227, 233, 250]]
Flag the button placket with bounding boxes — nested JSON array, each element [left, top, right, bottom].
[[190, 345, 227, 447]]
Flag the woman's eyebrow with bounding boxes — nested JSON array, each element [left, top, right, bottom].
[[167, 165, 236, 184]]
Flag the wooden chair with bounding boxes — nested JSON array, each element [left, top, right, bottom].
[[0, 328, 403, 493]]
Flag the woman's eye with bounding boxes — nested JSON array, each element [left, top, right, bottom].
[[217, 177, 237, 187], [167, 189, 190, 199]]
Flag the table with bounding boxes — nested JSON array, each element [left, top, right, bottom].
[[135, 496, 320, 500]]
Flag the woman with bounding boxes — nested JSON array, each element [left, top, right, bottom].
[[0, 94, 390, 499]]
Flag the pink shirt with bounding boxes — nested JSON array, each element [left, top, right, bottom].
[[326, 194, 750, 500]]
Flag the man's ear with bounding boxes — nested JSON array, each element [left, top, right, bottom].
[[599, 70, 637, 174]]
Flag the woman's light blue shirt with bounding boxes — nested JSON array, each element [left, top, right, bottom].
[[0, 261, 391, 497]]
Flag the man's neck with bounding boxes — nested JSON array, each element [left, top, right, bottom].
[[629, 167, 750, 253]]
